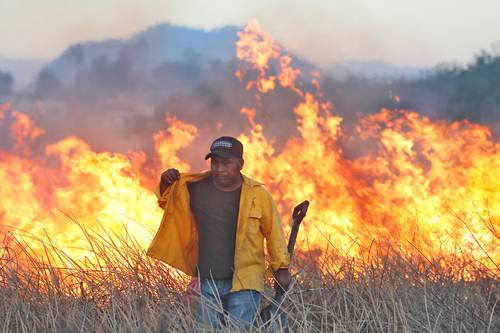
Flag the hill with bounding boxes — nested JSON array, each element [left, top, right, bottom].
[[1, 23, 498, 157]]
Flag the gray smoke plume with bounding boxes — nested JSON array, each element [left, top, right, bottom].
[[2, 24, 498, 170]]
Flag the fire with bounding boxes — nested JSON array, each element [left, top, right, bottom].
[[153, 114, 198, 171], [0, 112, 196, 265], [0, 20, 498, 282], [234, 21, 499, 275], [10, 111, 45, 153], [0, 134, 163, 265], [235, 19, 301, 95]]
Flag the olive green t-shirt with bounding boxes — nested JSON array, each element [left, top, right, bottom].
[[188, 176, 241, 279]]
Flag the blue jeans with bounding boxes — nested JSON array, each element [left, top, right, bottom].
[[195, 278, 261, 331]]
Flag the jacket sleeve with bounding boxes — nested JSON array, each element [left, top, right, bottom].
[[259, 188, 291, 271]]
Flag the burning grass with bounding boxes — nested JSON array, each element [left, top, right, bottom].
[[0, 216, 497, 332]]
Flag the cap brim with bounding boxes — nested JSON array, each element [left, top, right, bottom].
[[204, 151, 236, 160]]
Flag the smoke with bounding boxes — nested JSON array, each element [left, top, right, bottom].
[[3, 25, 499, 175], [0, 70, 13, 96], [17, 31, 306, 168]]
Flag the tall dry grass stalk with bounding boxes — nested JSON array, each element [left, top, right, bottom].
[[0, 216, 498, 332]]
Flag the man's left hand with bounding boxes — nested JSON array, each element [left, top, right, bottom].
[[274, 268, 292, 290]]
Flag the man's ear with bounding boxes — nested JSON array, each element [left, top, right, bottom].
[[240, 158, 245, 170]]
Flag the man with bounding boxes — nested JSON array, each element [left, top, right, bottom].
[[147, 136, 291, 330]]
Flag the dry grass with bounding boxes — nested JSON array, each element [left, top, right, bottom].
[[0, 221, 498, 333]]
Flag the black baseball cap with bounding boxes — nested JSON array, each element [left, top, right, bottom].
[[205, 136, 244, 160]]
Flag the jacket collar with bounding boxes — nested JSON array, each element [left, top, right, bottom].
[[242, 174, 264, 187], [180, 171, 263, 187]]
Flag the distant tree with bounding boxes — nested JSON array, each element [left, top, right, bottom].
[[65, 44, 85, 66], [35, 70, 64, 99], [385, 49, 500, 128], [0, 70, 14, 96], [447, 50, 500, 122]]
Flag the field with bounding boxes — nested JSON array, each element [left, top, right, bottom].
[[1, 220, 497, 333]]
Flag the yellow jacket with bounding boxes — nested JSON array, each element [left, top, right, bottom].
[[147, 171, 290, 292]]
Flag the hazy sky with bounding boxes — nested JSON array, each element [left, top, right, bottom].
[[1, 0, 499, 67]]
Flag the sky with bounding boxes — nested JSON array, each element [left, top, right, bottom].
[[1, 0, 499, 67]]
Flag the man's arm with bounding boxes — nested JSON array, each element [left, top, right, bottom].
[[259, 190, 292, 289], [274, 268, 292, 290], [156, 168, 181, 209], [159, 168, 181, 195]]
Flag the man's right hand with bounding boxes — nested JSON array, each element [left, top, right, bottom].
[[160, 168, 181, 194]]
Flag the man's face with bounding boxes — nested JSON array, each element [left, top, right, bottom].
[[210, 155, 243, 188]]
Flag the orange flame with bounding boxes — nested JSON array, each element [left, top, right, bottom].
[[234, 21, 499, 275], [153, 114, 198, 171], [10, 111, 45, 153], [235, 20, 301, 95]]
